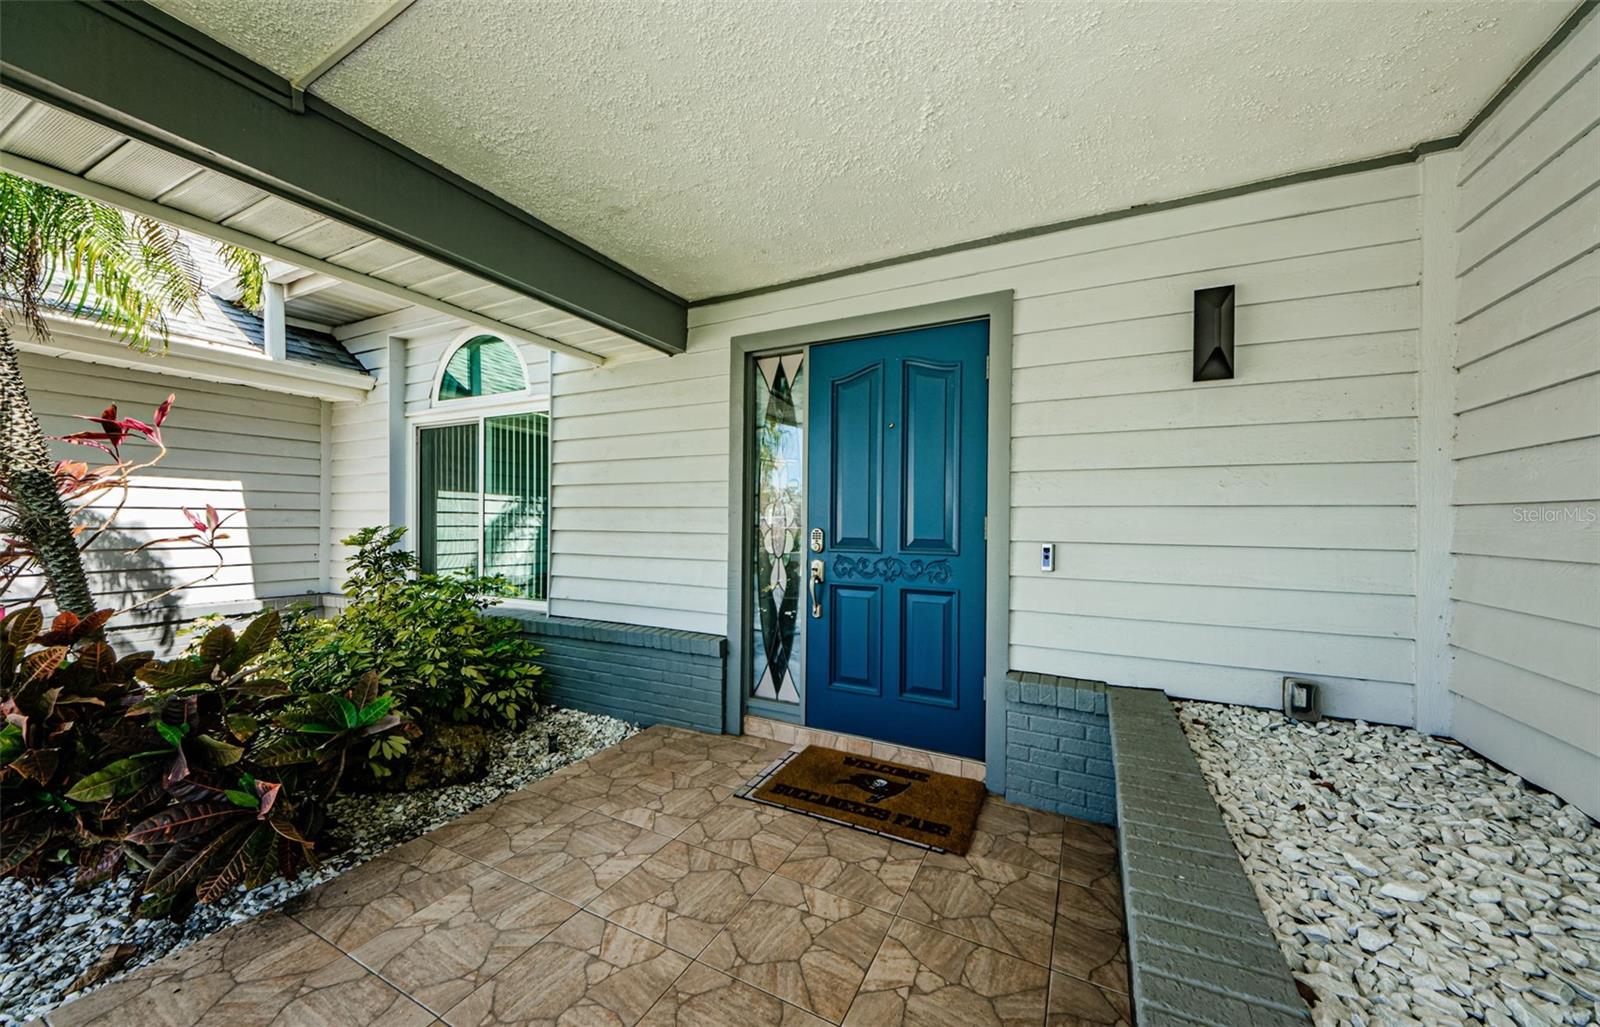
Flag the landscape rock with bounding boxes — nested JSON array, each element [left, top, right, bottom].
[[1179, 701, 1600, 1027], [395, 722, 495, 791], [1381, 881, 1434, 903]]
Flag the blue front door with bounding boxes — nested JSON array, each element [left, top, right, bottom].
[[805, 320, 988, 759]]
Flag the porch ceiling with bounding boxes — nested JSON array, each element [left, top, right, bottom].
[[0, 86, 646, 364], [148, 0, 1571, 301]]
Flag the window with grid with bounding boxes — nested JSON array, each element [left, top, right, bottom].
[[418, 332, 549, 600]]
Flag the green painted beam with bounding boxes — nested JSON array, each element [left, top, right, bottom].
[[0, 0, 687, 354]]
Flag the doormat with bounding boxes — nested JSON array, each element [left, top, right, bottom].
[[740, 745, 986, 854]]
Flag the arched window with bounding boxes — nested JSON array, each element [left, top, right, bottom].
[[437, 334, 526, 401], [416, 330, 548, 602]]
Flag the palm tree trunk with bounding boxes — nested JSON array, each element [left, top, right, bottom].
[[0, 322, 95, 614]]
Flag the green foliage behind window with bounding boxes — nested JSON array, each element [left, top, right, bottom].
[[270, 526, 545, 732]]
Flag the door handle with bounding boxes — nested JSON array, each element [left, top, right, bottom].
[[809, 559, 824, 618]]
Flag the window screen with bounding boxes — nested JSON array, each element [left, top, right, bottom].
[[417, 412, 549, 600]]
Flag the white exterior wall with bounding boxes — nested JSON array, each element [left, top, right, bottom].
[[549, 165, 1426, 724], [548, 347, 730, 630], [328, 327, 396, 573], [40, 10, 1577, 805], [9, 341, 327, 645], [1445, 17, 1600, 814]]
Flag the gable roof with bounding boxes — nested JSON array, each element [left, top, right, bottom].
[[20, 231, 369, 375]]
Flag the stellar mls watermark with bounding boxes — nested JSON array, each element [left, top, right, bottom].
[[1510, 506, 1598, 525]]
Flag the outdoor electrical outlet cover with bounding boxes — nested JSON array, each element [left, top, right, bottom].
[[1283, 677, 1322, 722]]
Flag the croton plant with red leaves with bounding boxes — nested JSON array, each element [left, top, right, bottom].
[[1, 603, 404, 919]]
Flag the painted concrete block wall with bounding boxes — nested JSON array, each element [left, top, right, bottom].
[[1445, 13, 1600, 816], [549, 165, 1425, 723], [7, 340, 327, 647], [1004, 672, 1115, 824], [1109, 688, 1311, 1026], [507, 612, 726, 732]]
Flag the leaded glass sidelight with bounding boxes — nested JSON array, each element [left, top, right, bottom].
[[751, 353, 804, 704]]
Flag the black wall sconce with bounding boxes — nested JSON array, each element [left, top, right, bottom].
[[1194, 284, 1235, 381]]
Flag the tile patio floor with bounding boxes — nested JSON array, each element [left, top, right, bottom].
[[43, 725, 1131, 1027]]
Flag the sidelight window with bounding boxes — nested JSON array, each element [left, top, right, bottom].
[[750, 353, 805, 704]]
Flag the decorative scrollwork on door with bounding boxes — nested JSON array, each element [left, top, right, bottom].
[[832, 555, 953, 585]]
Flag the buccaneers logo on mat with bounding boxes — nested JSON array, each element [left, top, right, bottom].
[[837, 773, 912, 804]]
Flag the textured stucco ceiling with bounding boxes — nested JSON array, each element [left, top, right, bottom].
[[150, 0, 1573, 300]]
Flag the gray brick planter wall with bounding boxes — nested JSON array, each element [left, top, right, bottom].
[[502, 612, 726, 733], [1108, 686, 1311, 1026], [1002, 671, 1116, 824]]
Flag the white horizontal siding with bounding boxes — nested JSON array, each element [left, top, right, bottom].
[[6, 340, 326, 630], [1447, 13, 1600, 816], [547, 164, 1426, 712], [328, 328, 393, 574], [546, 345, 730, 630]]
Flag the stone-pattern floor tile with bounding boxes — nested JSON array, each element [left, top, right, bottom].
[[775, 820, 926, 913], [1058, 819, 1119, 892], [586, 735, 724, 782], [517, 757, 629, 807], [691, 740, 793, 789], [491, 808, 673, 905], [586, 770, 735, 838], [674, 797, 813, 870], [637, 963, 831, 1027], [698, 874, 892, 1022], [423, 796, 588, 866], [1050, 914, 1128, 995], [1054, 881, 1123, 937], [587, 839, 769, 957], [899, 852, 1058, 966], [49, 913, 433, 1026], [48, 726, 1127, 1027], [349, 868, 578, 1014], [287, 836, 483, 951], [442, 911, 688, 1027], [841, 918, 1049, 1027], [604, 726, 775, 783], [968, 799, 1066, 876], [1047, 971, 1132, 1027]]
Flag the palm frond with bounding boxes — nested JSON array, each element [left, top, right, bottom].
[[217, 243, 264, 313], [0, 172, 202, 350]]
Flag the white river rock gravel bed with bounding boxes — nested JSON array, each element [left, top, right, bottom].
[[1178, 701, 1600, 1027], [0, 706, 635, 1027]]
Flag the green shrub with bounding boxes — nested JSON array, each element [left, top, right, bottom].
[[269, 526, 545, 733]]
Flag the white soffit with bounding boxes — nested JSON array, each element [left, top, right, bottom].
[[0, 89, 646, 364], [149, 0, 1575, 300]]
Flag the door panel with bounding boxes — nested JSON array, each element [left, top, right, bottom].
[[829, 364, 883, 550], [901, 589, 958, 708], [806, 320, 988, 759], [902, 359, 961, 553], [828, 585, 881, 694]]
